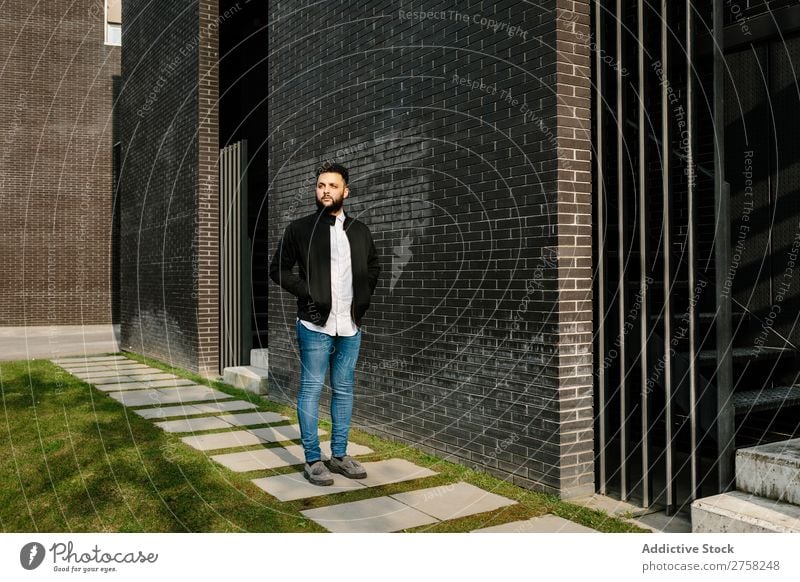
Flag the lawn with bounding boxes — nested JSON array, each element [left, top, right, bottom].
[[0, 355, 647, 533]]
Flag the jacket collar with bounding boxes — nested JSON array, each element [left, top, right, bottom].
[[315, 207, 350, 227]]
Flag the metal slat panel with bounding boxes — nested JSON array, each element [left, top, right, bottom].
[[220, 141, 247, 371]]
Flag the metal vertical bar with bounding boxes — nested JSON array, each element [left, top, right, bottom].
[[221, 146, 226, 370], [595, 0, 608, 497], [236, 143, 241, 365], [616, 0, 629, 501], [221, 147, 230, 366], [235, 143, 240, 364], [227, 145, 233, 368], [235, 143, 240, 366], [227, 145, 232, 368], [220, 146, 226, 370], [637, 0, 650, 510], [661, 0, 674, 515], [240, 140, 252, 363], [686, 0, 699, 501], [712, 0, 735, 493], [223, 145, 230, 369]]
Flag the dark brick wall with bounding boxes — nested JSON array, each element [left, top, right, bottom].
[[0, 0, 119, 326], [119, 0, 219, 376], [267, 1, 594, 498]]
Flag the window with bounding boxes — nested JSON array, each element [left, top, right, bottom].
[[105, 0, 121, 46]]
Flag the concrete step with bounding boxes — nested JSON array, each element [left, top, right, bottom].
[[736, 438, 800, 505], [222, 365, 268, 395], [691, 490, 800, 533], [250, 348, 268, 370]]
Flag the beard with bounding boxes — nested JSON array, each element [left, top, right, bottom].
[[316, 196, 344, 214]]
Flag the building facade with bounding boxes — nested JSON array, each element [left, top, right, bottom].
[[0, 0, 120, 327], [4, 0, 800, 509]]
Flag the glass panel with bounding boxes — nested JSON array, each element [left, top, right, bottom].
[[106, 23, 121, 46]]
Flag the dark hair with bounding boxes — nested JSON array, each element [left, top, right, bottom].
[[316, 162, 349, 186]]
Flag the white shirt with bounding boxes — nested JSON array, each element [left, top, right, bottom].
[[298, 211, 358, 336]]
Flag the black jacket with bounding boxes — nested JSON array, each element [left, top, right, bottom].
[[269, 209, 380, 327]]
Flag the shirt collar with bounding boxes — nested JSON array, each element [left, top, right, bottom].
[[316, 208, 347, 226]]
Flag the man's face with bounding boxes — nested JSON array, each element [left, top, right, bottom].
[[315, 171, 349, 214]]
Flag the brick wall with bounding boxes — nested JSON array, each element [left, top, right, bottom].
[[119, 0, 219, 376], [267, 1, 594, 498], [0, 0, 120, 326]]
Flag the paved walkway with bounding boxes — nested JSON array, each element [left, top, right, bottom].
[[2, 325, 120, 360], [50, 354, 600, 533]]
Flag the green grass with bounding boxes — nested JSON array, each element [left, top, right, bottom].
[[0, 354, 648, 533]]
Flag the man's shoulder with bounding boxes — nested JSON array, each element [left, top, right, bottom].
[[285, 212, 320, 231], [344, 214, 374, 235]]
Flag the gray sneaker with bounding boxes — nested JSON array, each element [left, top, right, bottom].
[[327, 455, 367, 479], [303, 460, 334, 486]]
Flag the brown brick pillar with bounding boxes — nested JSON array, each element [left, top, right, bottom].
[[555, 0, 594, 499], [198, 0, 220, 377]]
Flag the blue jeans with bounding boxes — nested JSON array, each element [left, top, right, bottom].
[[295, 320, 362, 463]]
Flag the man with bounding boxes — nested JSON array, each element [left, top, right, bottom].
[[269, 163, 380, 486]]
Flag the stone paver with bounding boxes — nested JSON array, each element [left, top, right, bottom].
[[211, 441, 374, 472], [107, 389, 163, 407], [66, 369, 150, 378], [181, 430, 265, 451], [217, 411, 289, 426], [60, 364, 150, 373], [134, 404, 207, 419], [95, 379, 197, 392], [248, 424, 323, 443], [471, 514, 597, 533], [60, 361, 149, 368], [132, 400, 259, 419], [72, 368, 162, 379], [250, 458, 436, 501], [357, 459, 438, 488], [52, 356, 128, 364], [79, 375, 134, 384], [82, 372, 178, 384], [107, 386, 231, 407], [213, 446, 309, 472], [252, 471, 365, 501], [154, 416, 234, 433], [121, 373, 178, 382], [158, 385, 231, 401], [389, 482, 517, 521], [301, 496, 439, 533], [192, 401, 259, 414]]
